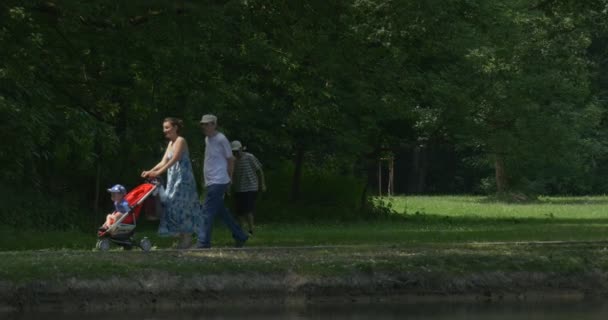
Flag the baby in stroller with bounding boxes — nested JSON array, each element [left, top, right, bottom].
[[96, 181, 158, 251], [98, 184, 130, 233]]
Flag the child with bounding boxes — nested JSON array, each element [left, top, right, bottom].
[[99, 184, 130, 232]]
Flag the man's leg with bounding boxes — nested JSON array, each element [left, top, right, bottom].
[[216, 184, 249, 245], [234, 192, 246, 229], [196, 184, 223, 248], [246, 191, 257, 234], [238, 215, 247, 229], [246, 212, 254, 235]]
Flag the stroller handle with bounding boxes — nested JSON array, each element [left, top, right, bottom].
[[146, 177, 164, 185]]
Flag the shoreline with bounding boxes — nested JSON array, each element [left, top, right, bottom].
[[4, 243, 608, 313], [3, 270, 607, 312]]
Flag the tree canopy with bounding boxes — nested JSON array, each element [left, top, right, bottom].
[[2, 0, 608, 228]]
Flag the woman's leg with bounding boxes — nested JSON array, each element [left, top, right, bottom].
[[178, 233, 192, 249]]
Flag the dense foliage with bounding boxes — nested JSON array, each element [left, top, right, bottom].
[[2, 0, 608, 229]]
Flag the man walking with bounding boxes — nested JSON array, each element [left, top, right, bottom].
[[196, 114, 249, 248], [231, 140, 266, 235]]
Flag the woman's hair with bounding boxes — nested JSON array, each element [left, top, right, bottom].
[[163, 117, 184, 134]]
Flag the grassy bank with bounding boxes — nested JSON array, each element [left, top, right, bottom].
[[3, 195, 608, 311], [392, 195, 608, 220], [2, 195, 608, 251], [2, 242, 608, 283]]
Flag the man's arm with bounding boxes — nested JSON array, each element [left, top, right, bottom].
[[257, 169, 266, 192], [227, 157, 235, 182], [252, 154, 266, 191], [220, 135, 235, 182]]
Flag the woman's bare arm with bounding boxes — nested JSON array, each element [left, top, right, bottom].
[[141, 143, 171, 177], [148, 137, 187, 177]]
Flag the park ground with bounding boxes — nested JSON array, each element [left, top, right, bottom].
[[3, 195, 608, 312]]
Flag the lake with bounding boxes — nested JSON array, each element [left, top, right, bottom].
[[4, 300, 608, 319]]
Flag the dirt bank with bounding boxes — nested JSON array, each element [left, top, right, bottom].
[[4, 243, 608, 312], [2, 270, 608, 312]]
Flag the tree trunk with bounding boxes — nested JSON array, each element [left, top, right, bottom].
[[409, 146, 428, 193], [378, 160, 382, 196], [494, 154, 508, 193], [93, 132, 103, 217], [291, 146, 305, 201], [359, 155, 376, 209], [360, 179, 369, 210], [94, 163, 101, 213]]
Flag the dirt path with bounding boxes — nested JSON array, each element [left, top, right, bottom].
[[151, 239, 608, 252]]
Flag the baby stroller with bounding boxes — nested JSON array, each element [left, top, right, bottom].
[[96, 180, 160, 252]]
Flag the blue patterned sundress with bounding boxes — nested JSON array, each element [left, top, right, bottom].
[[158, 145, 201, 236]]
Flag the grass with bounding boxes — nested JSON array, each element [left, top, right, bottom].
[[391, 195, 608, 219], [3, 195, 608, 251], [3, 243, 608, 283], [385, 195, 608, 242], [2, 195, 608, 282]]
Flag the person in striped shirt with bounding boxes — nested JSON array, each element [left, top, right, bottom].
[[230, 140, 266, 235]]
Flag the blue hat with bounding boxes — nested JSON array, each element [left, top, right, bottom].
[[107, 184, 127, 194]]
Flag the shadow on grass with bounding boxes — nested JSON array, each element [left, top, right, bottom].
[[449, 197, 608, 206], [389, 212, 608, 227], [535, 198, 608, 205]]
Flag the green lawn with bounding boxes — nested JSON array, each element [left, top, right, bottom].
[[4, 242, 608, 283], [3, 195, 608, 283], [2, 195, 608, 251], [391, 195, 608, 219], [383, 195, 608, 243]]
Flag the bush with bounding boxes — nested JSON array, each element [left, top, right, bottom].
[[0, 184, 87, 230], [251, 163, 381, 223]]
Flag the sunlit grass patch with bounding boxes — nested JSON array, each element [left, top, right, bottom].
[[2, 195, 608, 251]]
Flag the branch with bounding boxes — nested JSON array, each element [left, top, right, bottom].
[[530, 0, 557, 11]]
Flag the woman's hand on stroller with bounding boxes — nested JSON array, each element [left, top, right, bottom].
[[141, 170, 159, 179]]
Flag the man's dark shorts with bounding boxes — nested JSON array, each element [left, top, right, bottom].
[[235, 191, 258, 216]]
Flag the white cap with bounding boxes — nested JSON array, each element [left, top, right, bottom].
[[231, 140, 243, 151], [200, 114, 217, 124], [107, 184, 126, 194]]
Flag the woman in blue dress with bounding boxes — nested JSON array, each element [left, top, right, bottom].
[[141, 117, 200, 249]]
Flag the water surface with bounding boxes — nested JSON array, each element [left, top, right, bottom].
[[5, 301, 608, 319]]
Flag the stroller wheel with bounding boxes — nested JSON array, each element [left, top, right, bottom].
[[139, 237, 152, 252], [96, 239, 111, 251]]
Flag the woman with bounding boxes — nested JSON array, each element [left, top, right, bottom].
[[141, 117, 200, 249]]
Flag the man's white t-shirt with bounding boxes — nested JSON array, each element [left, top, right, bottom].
[[204, 132, 233, 186]]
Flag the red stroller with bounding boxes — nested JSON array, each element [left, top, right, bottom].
[[96, 180, 159, 252]]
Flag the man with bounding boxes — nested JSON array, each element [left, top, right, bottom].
[[231, 140, 266, 235], [196, 114, 249, 248]]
